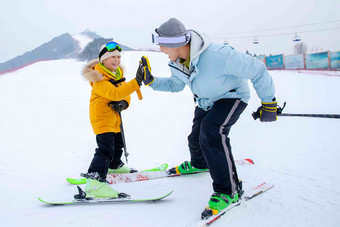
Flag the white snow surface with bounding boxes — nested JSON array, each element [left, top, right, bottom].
[[72, 34, 93, 50], [0, 51, 340, 227]]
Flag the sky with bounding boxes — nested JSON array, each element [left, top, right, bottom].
[[1, 0, 340, 63]]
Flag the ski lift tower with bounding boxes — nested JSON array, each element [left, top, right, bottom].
[[253, 37, 259, 56]]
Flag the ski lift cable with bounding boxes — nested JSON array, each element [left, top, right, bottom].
[[213, 26, 340, 40], [213, 19, 340, 36]]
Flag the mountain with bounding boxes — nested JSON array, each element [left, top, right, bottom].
[[77, 37, 134, 61], [0, 30, 135, 74]]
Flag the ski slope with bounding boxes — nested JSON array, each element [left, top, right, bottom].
[[0, 51, 340, 227]]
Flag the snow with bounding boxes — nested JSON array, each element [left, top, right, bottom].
[[0, 52, 340, 227], [72, 34, 93, 50]]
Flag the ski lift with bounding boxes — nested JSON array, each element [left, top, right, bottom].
[[293, 33, 301, 42], [253, 37, 259, 44], [223, 40, 229, 45]]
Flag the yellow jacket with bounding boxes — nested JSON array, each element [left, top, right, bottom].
[[82, 59, 141, 134]]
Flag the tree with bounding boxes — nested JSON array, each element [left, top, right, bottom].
[[294, 42, 308, 54]]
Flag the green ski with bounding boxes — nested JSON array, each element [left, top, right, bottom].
[[66, 163, 168, 185], [38, 190, 173, 205]]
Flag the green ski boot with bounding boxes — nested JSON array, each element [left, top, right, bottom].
[[208, 192, 239, 213], [201, 192, 239, 219], [83, 172, 120, 199], [174, 161, 208, 174], [85, 178, 119, 198]]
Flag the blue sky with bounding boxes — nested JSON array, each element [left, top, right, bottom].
[[1, 0, 340, 63]]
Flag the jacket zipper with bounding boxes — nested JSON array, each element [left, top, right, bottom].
[[168, 64, 191, 77]]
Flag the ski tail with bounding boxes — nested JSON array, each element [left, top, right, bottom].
[[142, 163, 168, 172], [66, 178, 87, 185]]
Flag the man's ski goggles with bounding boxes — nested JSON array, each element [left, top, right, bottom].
[[99, 42, 122, 59], [152, 32, 191, 45]]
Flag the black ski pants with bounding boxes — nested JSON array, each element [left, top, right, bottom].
[[88, 132, 124, 179], [188, 98, 247, 195]]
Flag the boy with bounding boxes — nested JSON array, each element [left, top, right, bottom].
[[81, 41, 144, 198]]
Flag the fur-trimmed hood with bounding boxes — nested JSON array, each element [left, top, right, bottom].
[[82, 59, 103, 82], [81, 59, 125, 82]]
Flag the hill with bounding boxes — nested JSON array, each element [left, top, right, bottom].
[[0, 30, 135, 74]]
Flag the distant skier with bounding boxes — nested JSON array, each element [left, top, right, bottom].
[[81, 41, 145, 198], [138, 18, 277, 214]]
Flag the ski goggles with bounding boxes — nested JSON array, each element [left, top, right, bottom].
[[98, 42, 123, 59], [152, 32, 191, 45]]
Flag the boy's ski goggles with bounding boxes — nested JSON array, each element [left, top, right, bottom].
[[152, 32, 191, 45], [98, 42, 122, 59]]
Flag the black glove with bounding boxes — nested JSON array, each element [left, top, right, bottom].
[[140, 56, 155, 86], [257, 101, 278, 122], [135, 62, 144, 86], [108, 100, 129, 113]]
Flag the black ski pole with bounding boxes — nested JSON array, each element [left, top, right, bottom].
[[118, 112, 129, 163], [252, 102, 340, 120], [278, 113, 340, 119]]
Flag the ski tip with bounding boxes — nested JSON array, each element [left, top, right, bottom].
[[38, 197, 58, 205], [157, 190, 174, 200], [37, 197, 46, 203], [160, 163, 168, 171], [66, 178, 87, 185], [245, 158, 255, 164]]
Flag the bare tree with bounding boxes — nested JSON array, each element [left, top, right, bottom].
[[294, 42, 308, 54]]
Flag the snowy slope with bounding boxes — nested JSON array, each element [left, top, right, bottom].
[[0, 52, 340, 227], [72, 34, 93, 50]]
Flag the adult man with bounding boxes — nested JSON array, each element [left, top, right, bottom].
[[138, 18, 277, 215]]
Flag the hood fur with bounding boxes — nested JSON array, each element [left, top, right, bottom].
[[82, 59, 126, 82], [82, 59, 103, 82]]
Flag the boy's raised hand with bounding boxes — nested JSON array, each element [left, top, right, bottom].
[[135, 62, 144, 86]]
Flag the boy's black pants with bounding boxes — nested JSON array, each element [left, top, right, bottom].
[[88, 132, 124, 179], [188, 98, 247, 196]]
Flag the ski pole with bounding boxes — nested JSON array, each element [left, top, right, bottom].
[[252, 102, 340, 120], [118, 112, 129, 163], [278, 113, 340, 119]]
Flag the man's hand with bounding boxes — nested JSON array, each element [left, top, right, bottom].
[[258, 101, 278, 122], [140, 56, 155, 86]]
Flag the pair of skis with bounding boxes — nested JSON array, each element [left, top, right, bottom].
[[38, 159, 254, 205], [38, 158, 274, 226], [65, 159, 254, 186]]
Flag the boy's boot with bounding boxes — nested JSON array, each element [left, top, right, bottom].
[[84, 172, 119, 199]]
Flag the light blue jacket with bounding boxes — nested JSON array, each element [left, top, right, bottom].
[[150, 30, 275, 111]]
